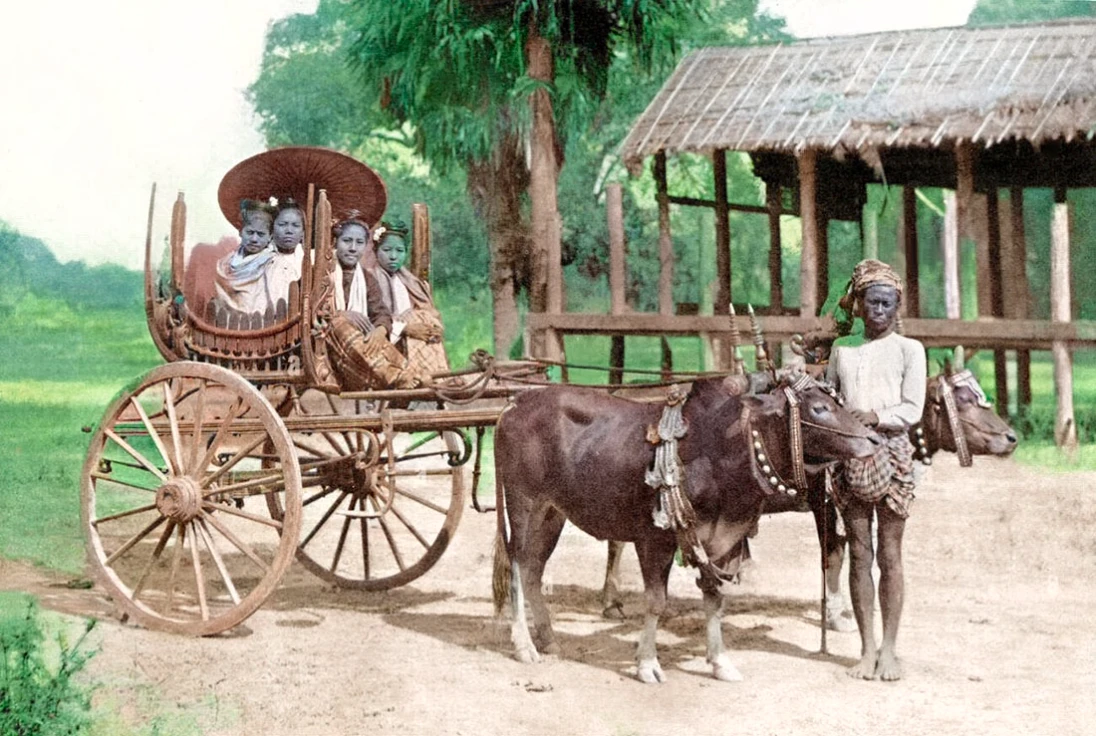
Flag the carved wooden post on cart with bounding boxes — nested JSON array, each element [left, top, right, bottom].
[[1050, 189, 1078, 450], [607, 183, 627, 385]]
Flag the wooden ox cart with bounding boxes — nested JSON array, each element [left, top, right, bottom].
[[80, 148, 542, 636]]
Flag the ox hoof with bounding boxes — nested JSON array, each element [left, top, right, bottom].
[[637, 658, 665, 684], [825, 608, 858, 633], [602, 601, 626, 620], [712, 656, 744, 682], [515, 646, 541, 664]]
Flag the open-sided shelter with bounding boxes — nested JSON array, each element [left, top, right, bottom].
[[527, 19, 1096, 447]]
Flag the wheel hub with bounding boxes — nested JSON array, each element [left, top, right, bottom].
[[156, 476, 203, 522]]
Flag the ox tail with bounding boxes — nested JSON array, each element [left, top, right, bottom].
[[491, 429, 512, 618]]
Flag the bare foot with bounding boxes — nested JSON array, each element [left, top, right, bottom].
[[875, 649, 903, 681], [847, 652, 878, 680]]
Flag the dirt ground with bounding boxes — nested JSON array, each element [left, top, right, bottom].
[[4, 452, 1096, 736]]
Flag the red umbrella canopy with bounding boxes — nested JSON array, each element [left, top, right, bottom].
[[217, 146, 388, 228]]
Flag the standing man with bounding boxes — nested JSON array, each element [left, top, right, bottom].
[[826, 259, 926, 681]]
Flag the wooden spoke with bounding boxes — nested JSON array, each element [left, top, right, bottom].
[[196, 518, 241, 605], [104, 515, 167, 566], [203, 472, 286, 499], [300, 490, 350, 549], [130, 521, 177, 602], [193, 397, 246, 479], [369, 495, 407, 573], [392, 485, 448, 514], [92, 502, 160, 526], [163, 381, 185, 475], [201, 511, 271, 574], [188, 521, 210, 621], [104, 428, 167, 482], [202, 501, 283, 529], [129, 396, 177, 475], [200, 433, 269, 489], [329, 496, 356, 574], [164, 523, 186, 616], [89, 472, 157, 494], [383, 497, 432, 550], [187, 379, 207, 475], [302, 486, 337, 508]]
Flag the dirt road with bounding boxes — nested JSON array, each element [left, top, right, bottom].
[[5, 453, 1095, 736]]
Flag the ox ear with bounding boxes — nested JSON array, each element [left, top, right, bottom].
[[720, 374, 750, 396], [741, 391, 782, 418]]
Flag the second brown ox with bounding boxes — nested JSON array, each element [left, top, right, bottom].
[[493, 374, 880, 684]]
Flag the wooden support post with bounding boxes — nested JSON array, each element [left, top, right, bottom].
[[712, 149, 732, 314], [1008, 187, 1032, 410], [410, 203, 431, 282], [610, 336, 625, 386], [607, 183, 627, 317], [660, 336, 673, 382], [655, 152, 674, 318], [902, 186, 920, 317], [863, 188, 879, 261], [767, 182, 784, 311], [986, 189, 1008, 417], [943, 190, 962, 320], [1050, 190, 1077, 449], [798, 149, 819, 316]]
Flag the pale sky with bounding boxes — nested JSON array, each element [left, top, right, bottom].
[[2, 0, 975, 270]]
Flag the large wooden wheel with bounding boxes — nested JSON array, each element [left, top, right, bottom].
[[266, 390, 466, 590], [81, 362, 301, 636]]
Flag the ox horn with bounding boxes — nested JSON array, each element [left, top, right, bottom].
[[727, 303, 745, 376], [953, 345, 965, 372], [747, 304, 773, 374]]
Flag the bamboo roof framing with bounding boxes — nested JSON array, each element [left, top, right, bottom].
[[621, 20, 1096, 167]]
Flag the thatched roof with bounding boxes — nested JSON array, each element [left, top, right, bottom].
[[621, 20, 1096, 169]]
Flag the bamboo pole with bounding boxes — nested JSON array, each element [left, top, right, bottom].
[[1050, 191, 1078, 450], [943, 191, 962, 320], [798, 149, 819, 316], [655, 152, 674, 317], [607, 183, 627, 316]]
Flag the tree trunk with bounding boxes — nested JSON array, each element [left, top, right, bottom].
[[466, 130, 530, 357], [526, 29, 563, 357]]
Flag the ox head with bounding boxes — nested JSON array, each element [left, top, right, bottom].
[[740, 372, 880, 496], [921, 369, 1018, 461]]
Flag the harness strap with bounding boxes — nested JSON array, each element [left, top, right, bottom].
[[937, 377, 972, 467]]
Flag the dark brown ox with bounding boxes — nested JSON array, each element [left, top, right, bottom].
[[601, 368, 1019, 634], [493, 374, 880, 683]]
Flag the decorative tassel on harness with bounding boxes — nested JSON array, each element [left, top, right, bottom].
[[644, 386, 721, 578]]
